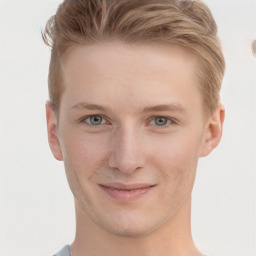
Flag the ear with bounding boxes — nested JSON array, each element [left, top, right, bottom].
[[200, 103, 225, 157], [45, 102, 63, 161]]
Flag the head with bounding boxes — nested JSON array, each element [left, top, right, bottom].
[[43, 0, 225, 116], [44, 0, 225, 238]]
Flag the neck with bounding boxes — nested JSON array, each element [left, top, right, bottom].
[[71, 197, 203, 256]]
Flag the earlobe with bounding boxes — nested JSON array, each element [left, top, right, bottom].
[[200, 104, 225, 157], [45, 102, 63, 161]]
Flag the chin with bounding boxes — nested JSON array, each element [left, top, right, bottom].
[[96, 213, 169, 239], [103, 224, 157, 238]]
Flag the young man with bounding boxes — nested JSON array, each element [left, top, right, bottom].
[[43, 0, 225, 255]]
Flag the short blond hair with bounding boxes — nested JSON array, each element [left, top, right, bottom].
[[43, 0, 225, 115]]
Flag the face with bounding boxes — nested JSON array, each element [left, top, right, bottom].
[[47, 42, 223, 237]]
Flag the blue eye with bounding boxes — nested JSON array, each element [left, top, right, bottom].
[[85, 115, 105, 126], [150, 116, 175, 128], [154, 117, 168, 126]]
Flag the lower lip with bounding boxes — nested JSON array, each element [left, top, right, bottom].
[[99, 185, 154, 202]]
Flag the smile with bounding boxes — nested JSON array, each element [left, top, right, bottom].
[[99, 183, 156, 202]]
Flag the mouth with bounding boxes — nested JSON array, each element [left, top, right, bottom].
[[99, 183, 156, 202]]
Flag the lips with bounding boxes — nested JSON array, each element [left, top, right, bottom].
[[101, 183, 155, 190], [99, 183, 156, 202]]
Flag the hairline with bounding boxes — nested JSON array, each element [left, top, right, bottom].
[[52, 39, 214, 122]]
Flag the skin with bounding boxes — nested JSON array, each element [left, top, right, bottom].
[[46, 42, 224, 256]]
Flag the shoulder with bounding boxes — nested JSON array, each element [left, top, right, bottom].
[[53, 245, 71, 256]]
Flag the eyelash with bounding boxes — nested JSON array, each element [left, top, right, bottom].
[[78, 115, 177, 129], [149, 116, 177, 128], [79, 115, 109, 127]]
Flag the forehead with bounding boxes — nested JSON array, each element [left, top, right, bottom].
[[60, 42, 202, 115], [62, 42, 197, 81]]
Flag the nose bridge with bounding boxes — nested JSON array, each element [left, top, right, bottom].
[[108, 123, 144, 174]]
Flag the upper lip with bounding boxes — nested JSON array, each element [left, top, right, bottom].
[[99, 183, 156, 190]]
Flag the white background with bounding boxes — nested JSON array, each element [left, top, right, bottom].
[[0, 0, 255, 255]]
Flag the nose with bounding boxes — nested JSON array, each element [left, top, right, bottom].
[[108, 126, 145, 174]]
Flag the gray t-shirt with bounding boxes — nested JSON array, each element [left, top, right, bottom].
[[53, 245, 71, 256], [53, 244, 207, 256]]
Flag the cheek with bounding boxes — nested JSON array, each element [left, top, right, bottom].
[[59, 129, 109, 176], [59, 130, 110, 201], [151, 130, 203, 185], [150, 134, 202, 213], [154, 130, 202, 162]]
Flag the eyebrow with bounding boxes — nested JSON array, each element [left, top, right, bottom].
[[70, 102, 186, 114], [70, 103, 109, 112], [142, 104, 186, 113]]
